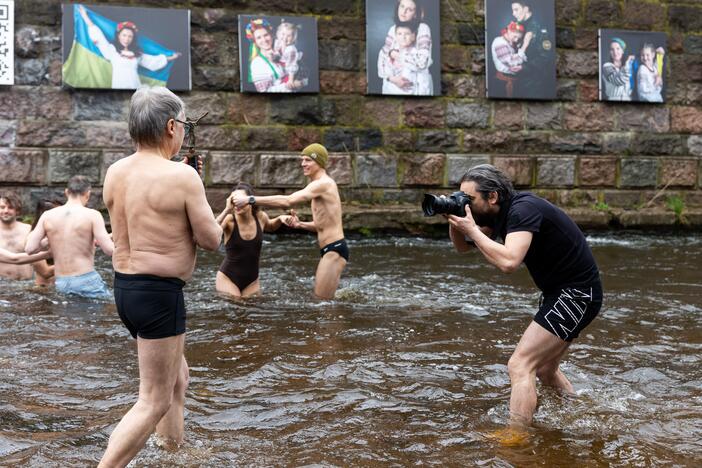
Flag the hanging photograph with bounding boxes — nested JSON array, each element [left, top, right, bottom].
[[238, 15, 319, 93], [0, 0, 14, 85], [485, 0, 556, 100], [366, 0, 441, 96], [599, 29, 667, 103], [61, 3, 191, 90]]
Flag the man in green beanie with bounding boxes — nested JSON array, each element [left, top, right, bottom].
[[233, 143, 347, 299]]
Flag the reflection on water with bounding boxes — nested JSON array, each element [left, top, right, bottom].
[[1, 233, 701, 466]]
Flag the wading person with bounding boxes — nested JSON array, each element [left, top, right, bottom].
[[99, 86, 222, 466], [25, 177, 113, 299], [0, 191, 54, 282], [446, 165, 602, 436], [215, 182, 291, 298], [232, 143, 347, 300]]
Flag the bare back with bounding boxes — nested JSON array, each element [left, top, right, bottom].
[[311, 174, 345, 247], [0, 222, 32, 279], [104, 153, 219, 281], [42, 205, 101, 277]]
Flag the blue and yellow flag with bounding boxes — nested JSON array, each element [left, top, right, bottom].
[[62, 4, 176, 88]]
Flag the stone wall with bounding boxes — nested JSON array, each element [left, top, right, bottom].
[[1, 0, 702, 230]]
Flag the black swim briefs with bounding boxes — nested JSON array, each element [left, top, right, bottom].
[[114, 271, 186, 340], [534, 280, 603, 342], [320, 238, 349, 262]]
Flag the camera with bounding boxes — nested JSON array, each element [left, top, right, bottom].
[[422, 191, 472, 217]]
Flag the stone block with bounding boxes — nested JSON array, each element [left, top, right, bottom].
[[16, 0, 61, 25], [0, 149, 47, 183], [14, 58, 50, 86], [356, 154, 398, 187], [416, 130, 459, 152], [362, 98, 402, 127], [295, 0, 358, 15], [557, 28, 575, 49], [603, 190, 643, 208], [537, 157, 576, 187], [493, 102, 523, 130], [579, 80, 599, 102], [190, 8, 239, 32], [558, 51, 599, 78], [471, 48, 486, 75], [623, 1, 665, 29], [181, 92, 230, 125], [620, 158, 658, 188], [327, 154, 352, 186], [550, 133, 603, 154], [689, 135, 702, 156], [443, 75, 484, 98], [585, 0, 620, 25], [671, 107, 702, 133], [287, 128, 322, 152], [602, 133, 632, 155], [660, 159, 698, 188], [442, 46, 471, 73], [446, 154, 490, 186], [402, 154, 445, 186], [15, 26, 41, 58], [49, 150, 101, 184], [84, 122, 132, 148], [0, 87, 72, 120], [101, 151, 131, 182], [318, 41, 360, 71], [323, 128, 383, 152], [446, 102, 489, 129], [384, 130, 415, 151], [0, 121, 15, 147], [191, 66, 237, 91], [579, 157, 617, 187], [619, 210, 677, 227], [404, 100, 446, 128], [319, 71, 365, 94], [318, 16, 364, 41], [684, 35, 702, 55], [73, 91, 130, 121], [493, 156, 533, 187], [190, 31, 237, 67], [631, 135, 684, 156], [241, 127, 288, 151], [259, 155, 306, 186], [557, 80, 578, 101], [670, 55, 702, 84], [575, 29, 598, 50], [329, 96, 362, 126], [464, 131, 549, 154], [197, 125, 241, 150], [209, 152, 257, 186], [526, 103, 562, 130], [269, 96, 335, 125], [669, 6, 702, 32], [564, 103, 615, 131], [227, 94, 268, 125], [457, 23, 485, 45], [16, 121, 87, 147], [617, 107, 670, 133], [557, 0, 581, 24]]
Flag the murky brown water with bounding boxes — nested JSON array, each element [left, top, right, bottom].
[[1, 233, 701, 466]]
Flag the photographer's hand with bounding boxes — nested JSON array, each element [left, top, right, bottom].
[[447, 206, 479, 239]]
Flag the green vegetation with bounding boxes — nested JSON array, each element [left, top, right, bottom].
[[593, 201, 610, 212], [357, 227, 373, 237], [666, 195, 687, 224]]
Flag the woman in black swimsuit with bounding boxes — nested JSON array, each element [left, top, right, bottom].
[[215, 183, 289, 298]]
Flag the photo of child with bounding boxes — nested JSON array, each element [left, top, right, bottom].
[[599, 29, 667, 103], [490, 21, 527, 98], [274, 21, 308, 89], [377, 19, 432, 95]]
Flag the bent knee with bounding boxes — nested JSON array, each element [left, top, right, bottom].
[[507, 354, 535, 379], [174, 365, 190, 393]]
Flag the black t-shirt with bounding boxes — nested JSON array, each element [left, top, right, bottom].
[[493, 192, 600, 293]]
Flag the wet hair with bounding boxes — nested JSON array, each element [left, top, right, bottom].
[[395, 19, 419, 36], [233, 182, 259, 215], [459, 164, 516, 203], [32, 197, 62, 230], [112, 24, 143, 57], [67, 175, 92, 196], [128, 86, 185, 148], [0, 191, 22, 215], [394, 0, 425, 24]]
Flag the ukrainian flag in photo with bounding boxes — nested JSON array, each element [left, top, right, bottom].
[[62, 4, 176, 88]]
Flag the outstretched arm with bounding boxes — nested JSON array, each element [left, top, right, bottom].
[[233, 180, 326, 210], [1, 248, 51, 265]]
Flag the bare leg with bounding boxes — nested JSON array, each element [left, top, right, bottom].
[[154, 355, 189, 447], [536, 344, 574, 394], [215, 271, 242, 297], [241, 279, 261, 298], [313, 252, 346, 300], [99, 334, 184, 468], [507, 321, 570, 426]]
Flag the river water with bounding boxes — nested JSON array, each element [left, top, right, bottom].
[[1, 233, 701, 466]]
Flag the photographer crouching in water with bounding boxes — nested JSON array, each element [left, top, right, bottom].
[[426, 165, 602, 439]]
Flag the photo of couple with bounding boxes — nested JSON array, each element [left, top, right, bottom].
[[61, 3, 190, 90], [366, 0, 441, 96], [486, 0, 557, 100], [238, 15, 319, 94], [599, 30, 667, 103]]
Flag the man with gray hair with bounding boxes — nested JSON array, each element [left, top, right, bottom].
[[99, 86, 222, 466], [26, 175, 114, 298], [446, 164, 602, 436]]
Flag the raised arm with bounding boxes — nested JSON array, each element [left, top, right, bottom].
[[257, 210, 291, 233], [92, 210, 115, 256], [1, 247, 51, 265], [233, 180, 326, 210], [183, 170, 223, 251]]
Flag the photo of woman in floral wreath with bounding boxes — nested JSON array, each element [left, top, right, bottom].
[[238, 15, 319, 94]]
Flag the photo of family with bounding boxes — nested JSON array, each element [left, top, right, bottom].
[[599, 29, 667, 103], [61, 4, 190, 91], [238, 15, 319, 94], [366, 0, 441, 96], [485, 0, 557, 100]]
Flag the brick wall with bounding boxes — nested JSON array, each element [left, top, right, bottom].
[[1, 0, 701, 228]]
